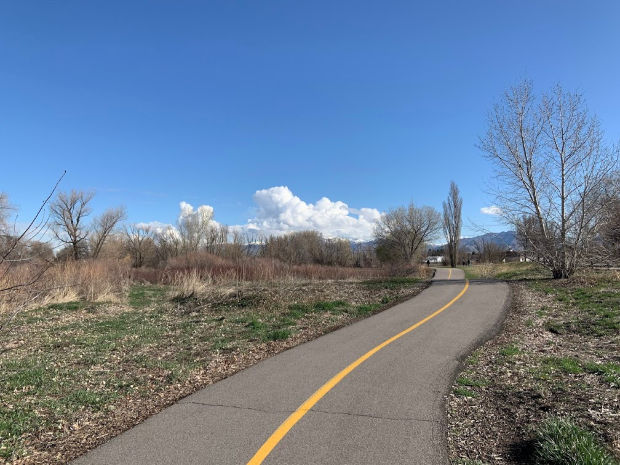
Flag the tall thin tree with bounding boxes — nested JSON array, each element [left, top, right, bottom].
[[442, 181, 462, 268]]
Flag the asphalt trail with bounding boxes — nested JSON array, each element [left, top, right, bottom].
[[73, 268, 508, 465]]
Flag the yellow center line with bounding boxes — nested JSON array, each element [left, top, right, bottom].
[[246, 279, 470, 465], [448, 268, 453, 279]]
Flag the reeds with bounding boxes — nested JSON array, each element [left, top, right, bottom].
[[0, 259, 131, 315], [1, 252, 405, 314]]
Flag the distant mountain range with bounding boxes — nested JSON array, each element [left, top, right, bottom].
[[247, 230, 520, 253], [353, 231, 520, 253], [450, 231, 520, 252]]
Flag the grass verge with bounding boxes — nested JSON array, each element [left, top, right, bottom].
[[447, 264, 619, 464], [533, 417, 618, 465]]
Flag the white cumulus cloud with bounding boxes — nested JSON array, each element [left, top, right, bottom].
[[136, 189, 382, 242], [179, 201, 215, 224], [245, 186, 381, 241], [480, 205, 503, 216], [136, 202, 219, 239]]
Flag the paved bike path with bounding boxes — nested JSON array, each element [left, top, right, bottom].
[[73, 268, 508, 464]]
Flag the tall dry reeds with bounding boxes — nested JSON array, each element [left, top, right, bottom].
[[0, 259, 131, 316], [144, 252, 391, 284], [43, 258, 131, 302], [1, 251, 416, 323]]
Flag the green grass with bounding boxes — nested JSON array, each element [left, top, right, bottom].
[[128, 284, 168, 308], [0, 406, 39, 458], [47, 301, 84, 311], [533, 277, 619, 337], [461, 267, 482, 280], [541, 357, 583, 374], [460, 262, 549, 281], [454, 386, 477, 397], [0, 357, 120, 459], [2, 359, 48, 390], [544, 320, 567, 335], [66, 389, 116, 410], [286, 303, 313, 318], [494, 263, 548, 280], [530, 357, 587, 383], [362, 276, 420, 289], [312, 300, 348, 312], [265, 329, 291, 341], [499, 344, 521, 356], [583, 362, 620, 386], [354, 303, 380, 316], [533, 417, 618, 465], [287, 300, 380, 319], [465, 350, 481, 366], [246, 316, 266, 330]]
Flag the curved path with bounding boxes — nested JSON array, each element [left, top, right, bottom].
[[73, 268, 508, 465]]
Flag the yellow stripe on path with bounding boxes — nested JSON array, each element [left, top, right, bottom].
[[246, 279, 470, 464]]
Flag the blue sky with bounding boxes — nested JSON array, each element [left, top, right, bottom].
[[1, 1, 619, 240]]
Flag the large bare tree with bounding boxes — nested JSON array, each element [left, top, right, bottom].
[[90, 207, 127, 258], [374, 202, 442, 264], [480, 81, 619, 278], [50, 190, 94, 260], [442, 181, 462, 267]]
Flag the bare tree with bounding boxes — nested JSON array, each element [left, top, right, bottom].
[[205, 224, 229, 255], [374, 202, 442, 264], [220, 228, 245, 261], [261, 231, 323, 264], [480, 81, 619, 278], [596, 172, 620, 264], [442, 181, 462, 267], [50, 190, 94, 260], [1, 172, 65, 339], [153, 226, 181, 263], [123, 224, 153, 268], [353, 242, 378, 268], [322, 238, 354, 267], [515, 214, 539, 262], [473, 237, 506, 263], [178, 206, 213, 253], [90, 207, 127, 258]]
